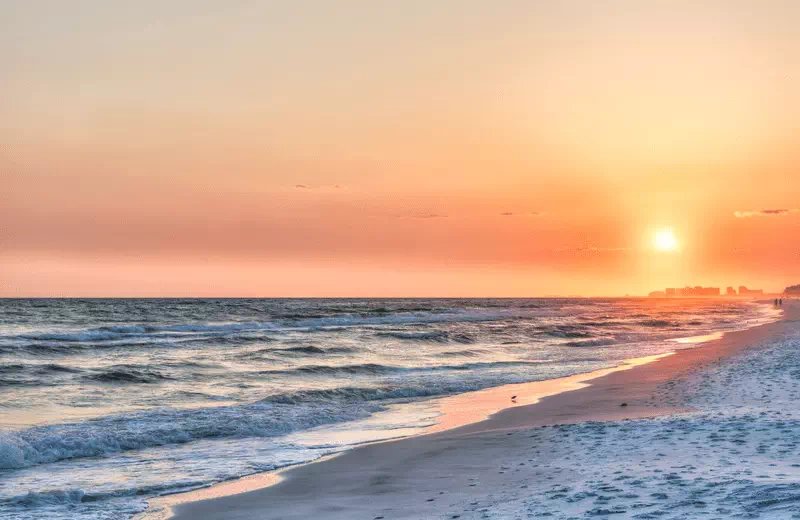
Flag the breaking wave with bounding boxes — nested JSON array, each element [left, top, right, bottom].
[[82, 365, 173, 384], [376, 331, 476, 344]]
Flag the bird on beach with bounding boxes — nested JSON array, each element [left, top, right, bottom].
[[511, 395, 517, 402]]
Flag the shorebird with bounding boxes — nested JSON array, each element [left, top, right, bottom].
[[511, 395, 517, 402]]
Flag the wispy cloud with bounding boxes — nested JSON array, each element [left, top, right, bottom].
[[734, 209, 799, 218], [383, 212, 448, 220], [500, 211, 544, 217], [408, 213, 447, 219], [293, 184, 344, 190]]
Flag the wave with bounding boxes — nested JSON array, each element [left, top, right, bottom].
[[281, 345, 330, 354], [0, 399, 384, 470], [16, 323, 276, 343], [4, 341, 127, 356], [34, 364, 82, 374], [0, 363, 82, 387], [4, 309, 526, 347], [97, 325, 153, 334], [239, 345, 355, 359], [0, 378, 39, 387], [436, 348, 489, 357], [156, 322, 281, 334], [445, 360, 551, 370], [4, 334, 276, 358], [262, 384, 485, 405], [289, 309, 522, 329], [577, 320, 626, 327], [538, 325, 593, 338], [1, 479, 205, 507], [261, 363, 401, 376], [185, 334, 277, 347], [638, 319, 679, 327], [0, 366, 555, 471], [255, 367, 555, 406], [259, 360, 550, 378], [82, 365, 173, 384], [2, 489, 87, 507], [376, 331, 475, 344], [564, 338, 618, 348], [19, 330, 126, 342]]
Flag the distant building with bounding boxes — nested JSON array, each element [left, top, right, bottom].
[[660, 285, 763, 298], [681, 286, 720, 297], [663, 286, 720, 297], [739, 286, 764, 297], [784, 285, 800, 296]]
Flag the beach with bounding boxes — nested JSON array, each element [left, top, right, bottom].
[[7, 298, 778, 520], [149, 302, 799, 519]]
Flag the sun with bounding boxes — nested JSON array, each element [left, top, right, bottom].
[[654, 230, 678, 251]]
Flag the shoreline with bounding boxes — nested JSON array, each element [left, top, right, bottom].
[[143, 353, 674, 519], [143, 302, 789, 520]]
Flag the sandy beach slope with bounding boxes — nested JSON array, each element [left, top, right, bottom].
[[153, 302, 798, 519]]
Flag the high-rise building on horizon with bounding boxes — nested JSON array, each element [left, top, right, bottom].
[[661, 286, 721, 297], [738, 286, 764, 297]]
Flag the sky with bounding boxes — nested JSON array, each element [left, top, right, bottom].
[[2, 0, 799, 297]]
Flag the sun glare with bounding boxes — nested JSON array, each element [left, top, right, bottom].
[[654, 230, 678, 251]]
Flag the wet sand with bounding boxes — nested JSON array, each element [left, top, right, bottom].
[[152, 302, 792, 520]]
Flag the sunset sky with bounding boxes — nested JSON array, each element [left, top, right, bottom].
[[2, 1, 799, 297]]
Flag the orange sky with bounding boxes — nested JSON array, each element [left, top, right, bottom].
[[2, 1, 799, 296]]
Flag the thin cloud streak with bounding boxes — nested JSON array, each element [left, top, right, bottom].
[[734, 209, 799, 218], [500, 212, 544, 217], [407, 214, 448, 219]]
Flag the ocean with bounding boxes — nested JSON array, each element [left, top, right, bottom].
[[0, 298, 779, 519]]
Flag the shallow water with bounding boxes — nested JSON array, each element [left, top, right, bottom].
[[0, 298, 779, 519]]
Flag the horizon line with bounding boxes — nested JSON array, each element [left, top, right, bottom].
[[0, 294, 789, 300]]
